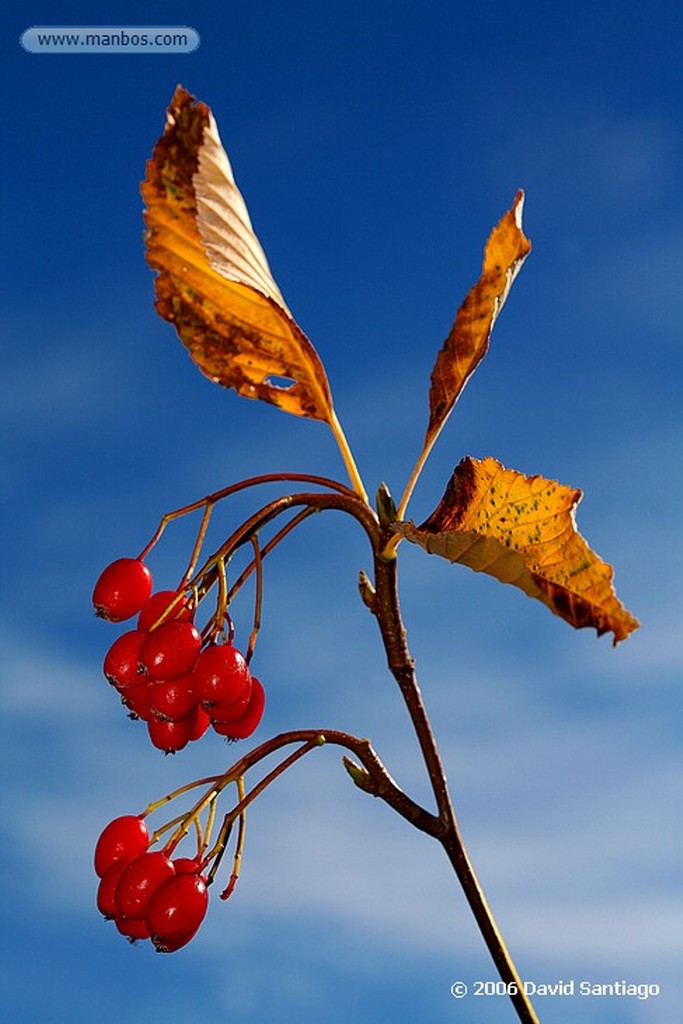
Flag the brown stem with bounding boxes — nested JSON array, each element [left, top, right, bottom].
[[191, 489, 381, 605], [224, 728, 437, 835], [142, 481, 538, 1020], [139, 472, 360, 560], [368, 540, 539, 1024], [372, 553, 455, 831], [193, 489, 537, 1020], [227, 508, 317, 603]]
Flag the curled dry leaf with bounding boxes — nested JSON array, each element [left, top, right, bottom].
[[393, 457, 639, 645], [426, 193, 531, 446], [397, 193, 531, 518], [141, 85, 335, 423]]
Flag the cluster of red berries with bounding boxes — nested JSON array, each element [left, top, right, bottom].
[[95, 814, 209, 952], [93, 558, 265, 752]]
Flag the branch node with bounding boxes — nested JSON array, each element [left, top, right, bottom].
[[358, 569, 377, 612], [342, 755, 376, 794], [375, 483, 397, 528]]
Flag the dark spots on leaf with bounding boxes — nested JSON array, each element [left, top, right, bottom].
[[568, 559, 591, 577]]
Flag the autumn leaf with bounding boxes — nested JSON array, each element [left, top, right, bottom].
[[393, 457, 639, 645], [397, 194, 531, 519], [427, 193, 531, 441], [142, 86, 366, 499], [142, 85, 335, 422]]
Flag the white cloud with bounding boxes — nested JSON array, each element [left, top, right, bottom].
[[4, 621, 678, 989]]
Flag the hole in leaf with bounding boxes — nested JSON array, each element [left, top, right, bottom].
[[264, 375, 297, 391]]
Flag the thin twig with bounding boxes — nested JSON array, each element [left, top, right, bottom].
[[367, 537, 538, 1024]]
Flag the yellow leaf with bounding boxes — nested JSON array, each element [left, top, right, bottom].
[[397, 194, 531, 519], [427, 193, 531, 444], [141, 86, 334, 424], [393, 457, 639, 645]]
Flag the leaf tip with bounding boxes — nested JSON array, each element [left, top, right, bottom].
[[512, 189, 526, 228]]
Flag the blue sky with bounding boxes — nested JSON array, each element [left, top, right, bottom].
[[2, 2, 682, 1022]]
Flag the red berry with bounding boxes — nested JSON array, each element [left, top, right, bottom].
[[97, 859, 130, 918], [93, 559, 153, 622], [115, 851, 175, 920], [188, 705, 211, 742], [212, 677, 265, 740], [94, 815, 149, 878], [209, 677, 253, 723], [116, 916, 151, 941], [172, 857, 207, 878], [139, 621, 202, 681], [137, 590, 193, 632], [146, 873, 208, 952], [103, 631, 147, 690], [147, 675, 198, 722], [120, 679, 151, 721], [147, 715, 194, 753], [193, 643, 250, 707], [153, 927, 201, 953]]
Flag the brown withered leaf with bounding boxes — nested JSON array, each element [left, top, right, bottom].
[[426, 193, 531, 449], [393, 457, 639, 645], [141, 86, 335, 423]]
